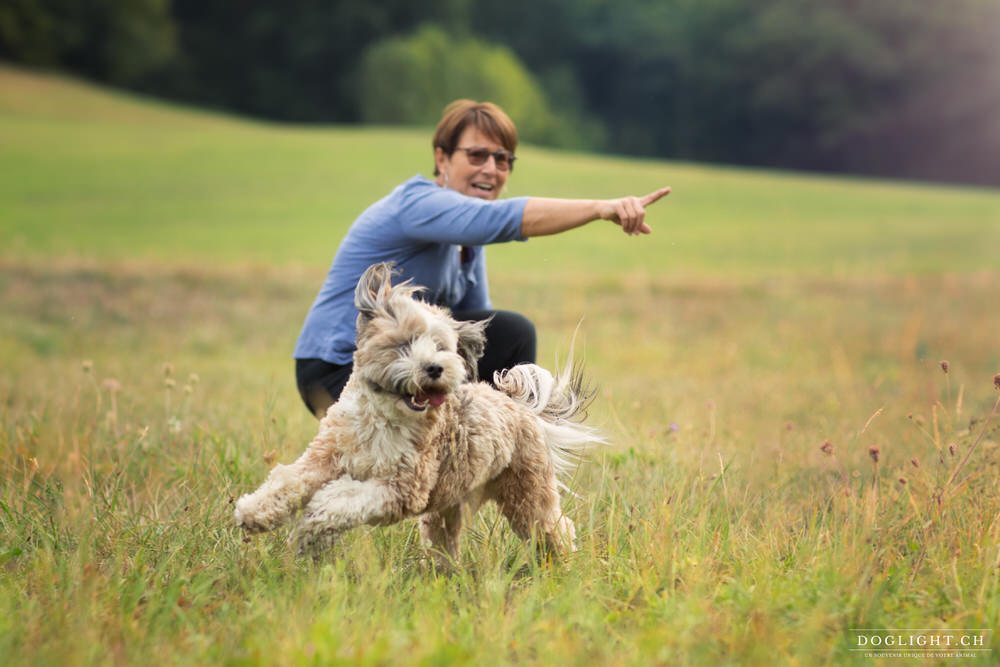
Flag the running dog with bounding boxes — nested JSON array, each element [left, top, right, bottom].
[[234, 262, 601, 561]]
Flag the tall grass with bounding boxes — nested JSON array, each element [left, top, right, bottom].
[[2, 65, 1000, 665], [3, 264, 999, 665]]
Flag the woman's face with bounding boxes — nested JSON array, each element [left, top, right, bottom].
[[434, 126, 512, 201]]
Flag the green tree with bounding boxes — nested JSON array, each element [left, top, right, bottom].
[[474, 0, 1000, 184], [0, 0, 175, 85], [3, 0, 998, 183], [160, 0, 473, 121], [357, 24, 559, 145]]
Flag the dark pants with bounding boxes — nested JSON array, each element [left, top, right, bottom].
[[296, 310, 536, 418]]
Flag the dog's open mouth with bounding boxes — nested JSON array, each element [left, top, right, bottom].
[[403, 391, 448, 412]]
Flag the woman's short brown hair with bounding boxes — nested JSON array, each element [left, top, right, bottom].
[[432, 100, 518, 176]]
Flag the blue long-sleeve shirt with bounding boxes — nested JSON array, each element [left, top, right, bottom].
[[294, 175, 529, 364]]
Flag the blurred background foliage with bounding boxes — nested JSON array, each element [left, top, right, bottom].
[[1, 0, 998, 185]]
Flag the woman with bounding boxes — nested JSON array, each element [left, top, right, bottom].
[[294, 99, 670, 417]]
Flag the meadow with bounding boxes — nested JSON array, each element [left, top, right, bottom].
[[2, 64, 1000, 665]]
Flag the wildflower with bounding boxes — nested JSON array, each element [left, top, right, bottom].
[[188, 373, 200, 386], [785, 421, 795, 431], [948, 443, 957, 456], [101, 378, 121, 393], [868, 446, 880, 463], [820, 440, 834, 455], [162, 362, 174, 378], [939, 360, 949, 374], [164, 378, 176, 390], [898, 477, 907, 486], [669, 423, 679, 432], [82, 360, 94, 374], [994, 373, 1000, 390], [910, 457, 920, 468]]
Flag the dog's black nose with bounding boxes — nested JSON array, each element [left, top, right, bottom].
[[424, 364, 443, 380]]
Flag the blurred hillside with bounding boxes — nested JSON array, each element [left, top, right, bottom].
[[2, 0, 999, 186]]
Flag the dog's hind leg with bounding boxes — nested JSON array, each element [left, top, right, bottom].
[[291, 476, 406, 556], [491, 466, 576, 557]]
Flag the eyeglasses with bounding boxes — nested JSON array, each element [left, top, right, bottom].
[[454, 146, 516, 172]]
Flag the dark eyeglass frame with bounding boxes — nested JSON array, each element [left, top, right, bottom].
[[454, 146, 517, 172]]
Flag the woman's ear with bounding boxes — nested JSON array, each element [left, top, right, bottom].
[[434, 147, 448, 179]]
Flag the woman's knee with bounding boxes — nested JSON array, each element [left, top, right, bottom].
[[486, 310, 536, 364], [492, 309, 535, 340]]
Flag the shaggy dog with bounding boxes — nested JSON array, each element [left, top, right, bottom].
[[234, 262, 601, 561]]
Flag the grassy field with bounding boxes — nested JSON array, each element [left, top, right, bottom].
[[2, 64, 1000, 666]]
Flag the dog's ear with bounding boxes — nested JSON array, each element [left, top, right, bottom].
[[455, 317, 489, 381], [355, 262, 396, 333]]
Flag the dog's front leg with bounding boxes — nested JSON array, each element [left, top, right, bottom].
[[419, 487, 487, 567], [291, 476, 405, 556], [419, 505, 463, 568], [234, 449, 336, 534]]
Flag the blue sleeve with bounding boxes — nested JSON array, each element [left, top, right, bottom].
[[398, 186, 528, 246]]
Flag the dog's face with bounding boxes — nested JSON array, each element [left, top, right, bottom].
[[353, 263, 486, 413]]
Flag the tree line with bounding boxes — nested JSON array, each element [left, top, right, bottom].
[[2, 0, 999, 186]]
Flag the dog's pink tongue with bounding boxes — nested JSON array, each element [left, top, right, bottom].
[[418, 392, 447, 407]]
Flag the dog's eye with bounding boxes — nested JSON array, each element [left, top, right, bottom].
[[433, 336, 454, 352], [400, 336, 425, 353]]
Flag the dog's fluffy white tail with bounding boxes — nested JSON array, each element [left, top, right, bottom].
[[494, 362, 605, 485]]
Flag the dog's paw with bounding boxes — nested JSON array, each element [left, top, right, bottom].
[[233, 496, 270, 533]]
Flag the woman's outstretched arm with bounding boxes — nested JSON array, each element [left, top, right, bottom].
[[520, 186, 671, 238]]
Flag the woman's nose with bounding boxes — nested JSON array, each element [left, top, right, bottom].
[[479, 155, 498, 174]]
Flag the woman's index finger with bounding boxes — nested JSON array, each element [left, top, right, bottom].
[[640, 186, 672, 207]]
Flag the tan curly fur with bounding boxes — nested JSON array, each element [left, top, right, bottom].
[[234, 262, 602, 561]]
